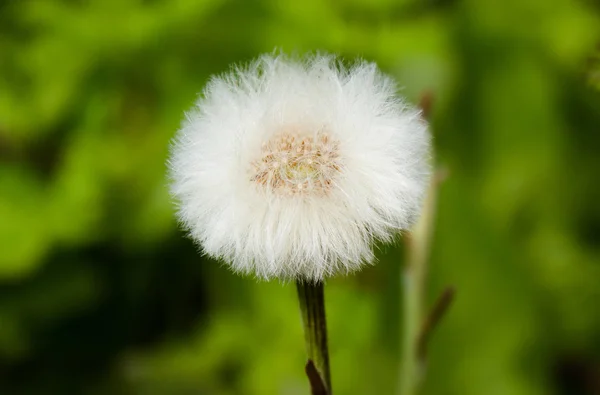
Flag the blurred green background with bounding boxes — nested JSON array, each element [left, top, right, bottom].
[[1, 0, 600, 394]]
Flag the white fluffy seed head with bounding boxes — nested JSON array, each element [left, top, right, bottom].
[[168, 52, 431, 282]]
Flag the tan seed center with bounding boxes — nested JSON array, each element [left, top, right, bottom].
[[250, 130, 341, 196]]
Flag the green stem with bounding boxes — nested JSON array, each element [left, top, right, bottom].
[[297, 281, 331, 394], [400, 259, 425, 395], [399, 170, 442, 395]]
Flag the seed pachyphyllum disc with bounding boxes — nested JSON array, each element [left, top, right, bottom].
[[168, 52, 431, 394]]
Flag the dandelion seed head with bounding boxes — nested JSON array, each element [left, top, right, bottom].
[[168, 52, 431, 281]]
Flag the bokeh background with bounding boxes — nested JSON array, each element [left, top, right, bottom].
[[2, 0, 600, 394]]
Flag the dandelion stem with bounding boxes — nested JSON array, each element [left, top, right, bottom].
[[297, 281, 331, 395]]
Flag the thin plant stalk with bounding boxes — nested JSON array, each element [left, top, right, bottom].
[[399, 171, 441, 395], [297, 281, 331, 394]]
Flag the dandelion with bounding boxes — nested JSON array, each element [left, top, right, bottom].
[[168, 52, 431, 393], [168, 53, 431, 282]]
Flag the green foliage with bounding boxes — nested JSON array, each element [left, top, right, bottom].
[[1, 0, 600, 394]]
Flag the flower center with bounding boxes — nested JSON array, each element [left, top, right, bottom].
[[250, 129, 341, 196]]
